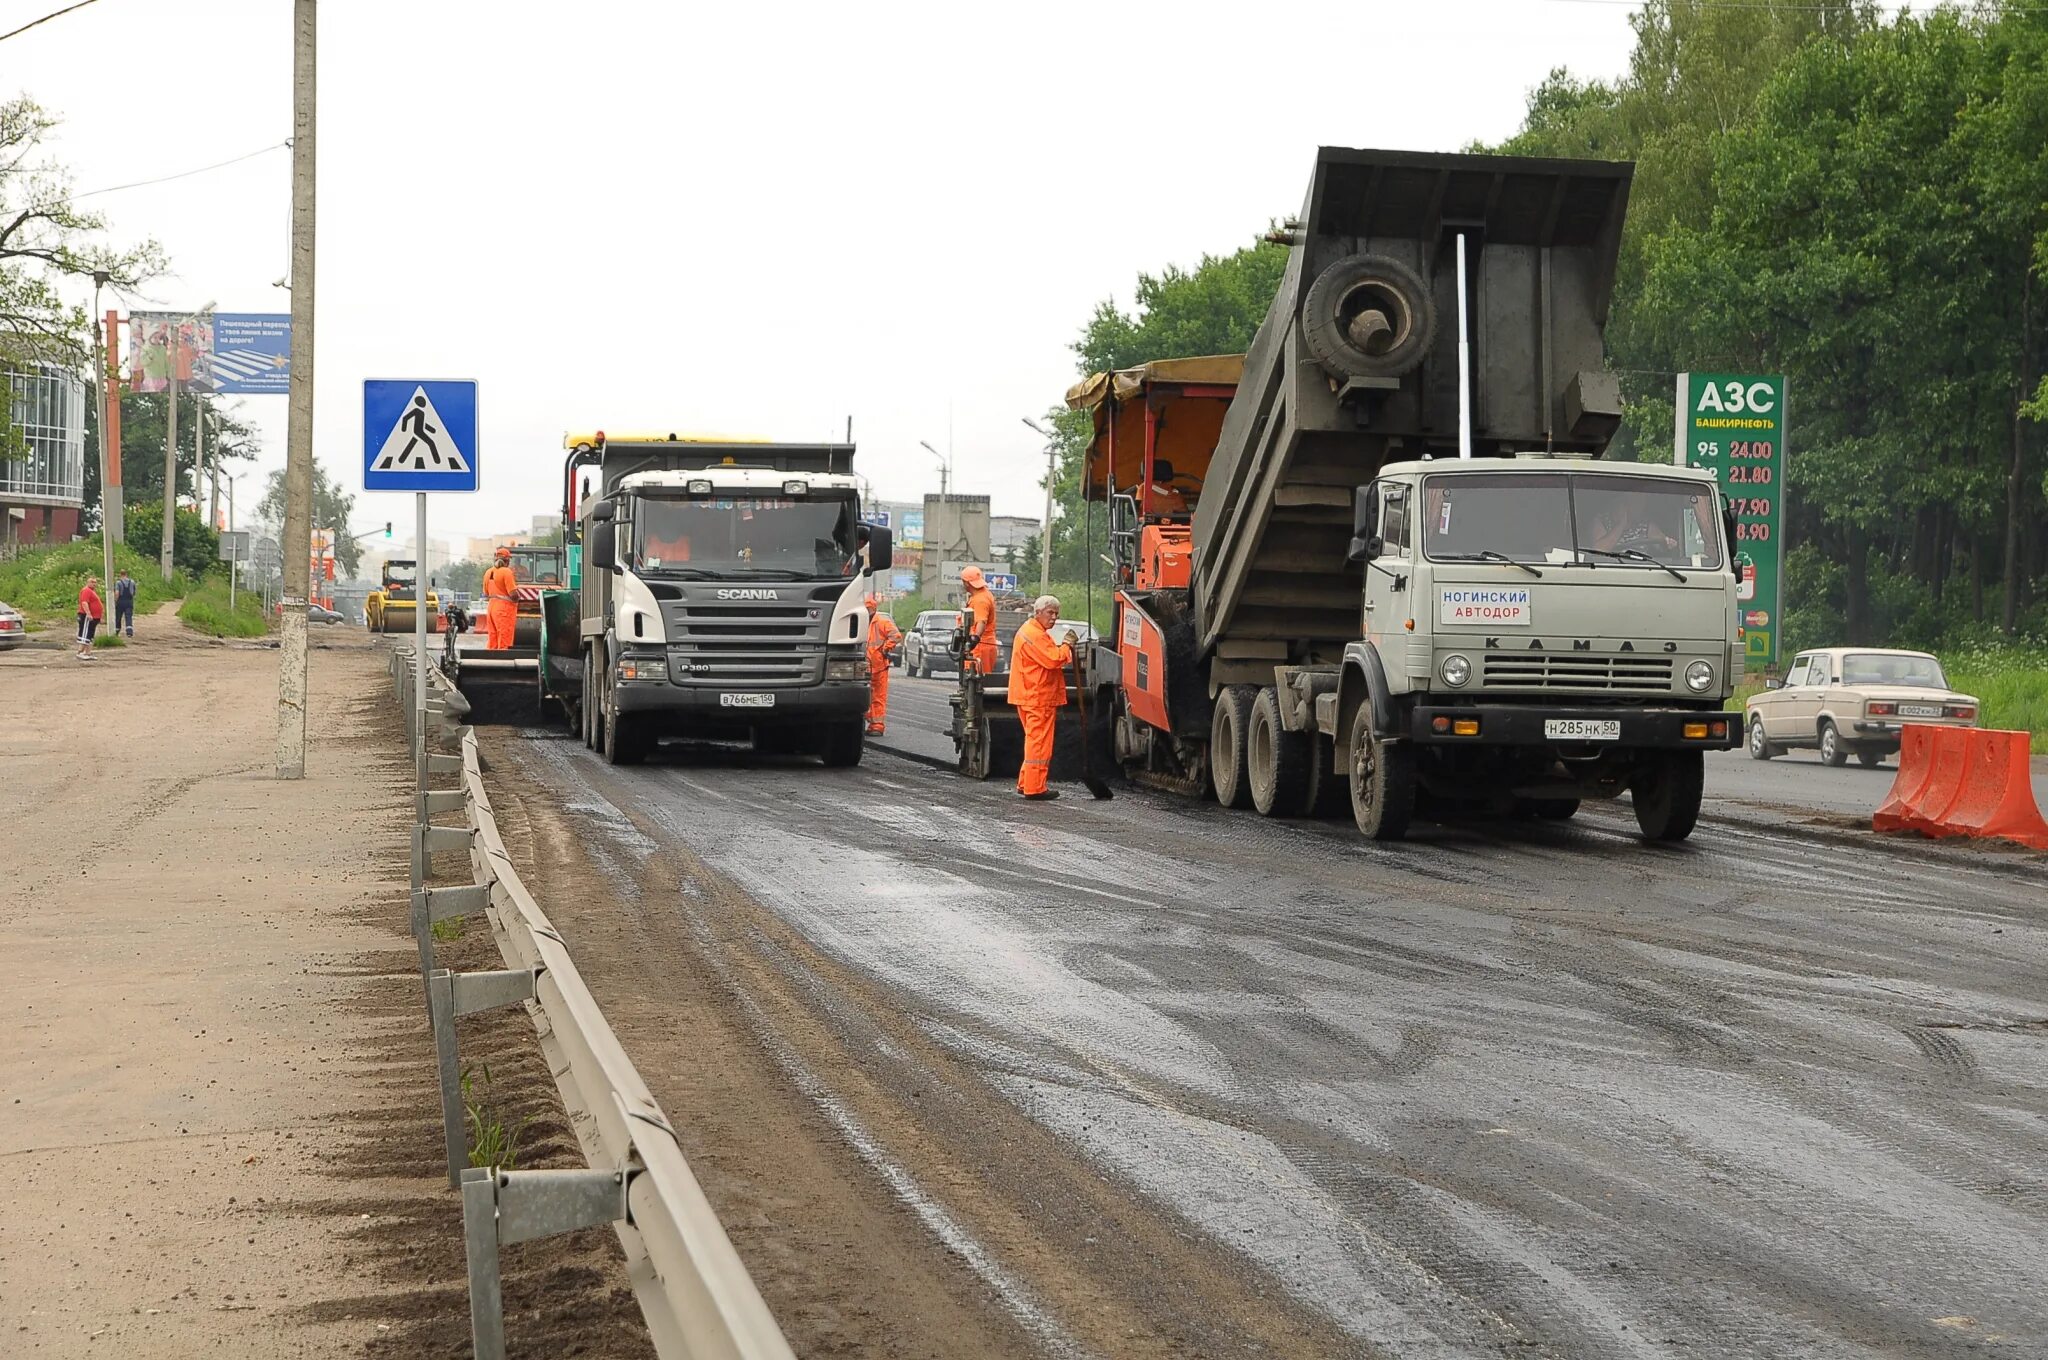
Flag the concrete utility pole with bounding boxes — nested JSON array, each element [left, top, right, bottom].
[[275, 0, 317, 779], [920, 439, 950, 496], [101, 306, 124, 547], [160, 368, 178, 580], [88, 272, 113, 595], [1022, 416, 1057, 597]]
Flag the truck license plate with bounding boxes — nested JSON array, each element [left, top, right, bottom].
[[719, 693, 775, 708], [1899, 704, 1941, 718], [1545, 719, 1620, 741]]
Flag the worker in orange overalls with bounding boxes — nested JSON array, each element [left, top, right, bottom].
[[863, 595, 901, 735], [1009, 593, 1074, 801], [481, 546, 519, 650], [959, 564, 998, 676]]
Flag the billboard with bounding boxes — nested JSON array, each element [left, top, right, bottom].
[[900, 509, 925, 550], [127, 310, 291, 395], [1675, 373, 1786, 666]]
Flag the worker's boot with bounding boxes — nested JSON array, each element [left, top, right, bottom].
[[1021, 789, 1060, 801]]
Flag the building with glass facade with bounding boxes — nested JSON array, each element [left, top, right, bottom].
[[2, 363, 88, 549]]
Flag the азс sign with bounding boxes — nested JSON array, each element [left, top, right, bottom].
[[1675, 373, 1786, 666]]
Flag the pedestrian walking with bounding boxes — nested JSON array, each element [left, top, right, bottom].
[[76, 575, 104, 660], [112, 568, 137, 637], [864, 595, 902, 735], [1010, 593, 1074, 801]]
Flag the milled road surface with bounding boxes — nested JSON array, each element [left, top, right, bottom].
[[486, 677, 2048, 1358]]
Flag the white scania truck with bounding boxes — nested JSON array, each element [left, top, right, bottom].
[[546, 433, 892, 766]]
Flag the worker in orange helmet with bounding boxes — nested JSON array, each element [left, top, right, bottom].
[[958, 564, 998, 677], [863, 595, 902, 734], [1010, 593, 1074, 801], [481, 546, 519, 650]]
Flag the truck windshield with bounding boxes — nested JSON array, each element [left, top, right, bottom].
[[630, 495, 860, 579], [506, 549, 562, 586], [1422, 473, 1724, 570]]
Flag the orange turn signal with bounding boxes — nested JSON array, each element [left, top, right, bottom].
[[1452, 719, 1481, 737], [1683, 723, 1709, 739]]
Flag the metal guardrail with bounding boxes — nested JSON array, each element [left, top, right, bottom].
[[388, 644, 796, 1360]]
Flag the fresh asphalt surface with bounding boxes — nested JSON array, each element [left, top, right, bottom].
[[500, 670, 2048, 1357]]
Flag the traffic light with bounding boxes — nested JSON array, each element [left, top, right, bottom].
[[383, 521, 392, 539]]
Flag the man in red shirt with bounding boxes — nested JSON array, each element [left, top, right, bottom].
[[76, 575, 104, 660]]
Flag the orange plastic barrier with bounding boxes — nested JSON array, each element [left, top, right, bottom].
[[1874, 726, 2048, 851]]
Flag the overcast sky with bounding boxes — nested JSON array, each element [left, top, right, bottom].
[[19, 0, 1662, 539]]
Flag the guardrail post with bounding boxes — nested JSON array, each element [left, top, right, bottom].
[[461, 1166, 630, 1360], [428, 966, 542, 1186], [410, 884, 495, 1000]]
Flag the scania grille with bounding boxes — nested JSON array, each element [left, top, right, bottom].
[[1482, 653, 1674, 692], [670, 604, 818, 645], [667, 651, 823, 687]]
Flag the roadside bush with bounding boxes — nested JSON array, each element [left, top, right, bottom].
[[0, 537, 189, 629], [123, 502, 220, 579], [176, 569, 269, 638]]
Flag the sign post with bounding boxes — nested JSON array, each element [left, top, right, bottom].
[[365, 379, 480, 889], [1675, 373, 1787, 668], [218, 530, 251, 610]]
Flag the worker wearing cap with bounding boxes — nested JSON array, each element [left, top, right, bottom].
[[1010, 594, 1073, 801], [482, 547, 519, 650], [863, 595, 901, 735], [959, 564, 998, 676]]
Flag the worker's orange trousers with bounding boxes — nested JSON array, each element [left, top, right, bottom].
[[867, 665, 890, 733], [1017, 703, 1057, 796], [969, 639, 998, 677], [485, 601, 518, 650]]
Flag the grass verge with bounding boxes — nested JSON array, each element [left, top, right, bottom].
[[177, 570, 270, 638], [0, 537, 189, 629]]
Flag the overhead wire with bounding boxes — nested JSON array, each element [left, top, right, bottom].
[[0, 0, 101, 44]]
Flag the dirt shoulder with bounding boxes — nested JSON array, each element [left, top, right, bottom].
[[0, 610, 648, 1357]]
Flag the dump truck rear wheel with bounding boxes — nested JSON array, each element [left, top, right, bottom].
[[1303, 253, 1437, 380], [1248, 687, 1310, 817], [1210, 684, 1257, 809], [1348, 702, 1415, 841], [1303, 735, 1345, 817]]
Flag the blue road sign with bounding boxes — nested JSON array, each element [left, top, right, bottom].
[[363, 380, 480, 492], [987, 572, 1019, 593], [211, 313, 291, 394]]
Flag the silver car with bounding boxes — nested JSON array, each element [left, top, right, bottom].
[[0, 600, 24, 650]]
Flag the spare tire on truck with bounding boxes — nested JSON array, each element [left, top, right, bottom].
[[1301, 253, 1438, 380]]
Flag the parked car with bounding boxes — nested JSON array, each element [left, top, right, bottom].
[[1745, 647, 1979, 768], [0, 600, 24, 650], [308, 603, 345, 625], [901, 609, 962, 677]]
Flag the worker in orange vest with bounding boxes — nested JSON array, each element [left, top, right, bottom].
[[481, 546, 519, 650], [959, 564, 998, 676], [1009, 593, 1074, 801], [864, 595, 902, 735]]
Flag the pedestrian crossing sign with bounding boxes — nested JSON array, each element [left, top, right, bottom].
[[363, 379, 480, 492]]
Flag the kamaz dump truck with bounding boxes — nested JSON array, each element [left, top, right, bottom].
[[541, 432, 892, 766], [1079, 147, 1743, 842]]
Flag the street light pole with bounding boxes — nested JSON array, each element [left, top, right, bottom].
[[1022, 417, 1059, 597], [275, 0, 318, 779], [918, 440, 949, 496], [88, 271, 113, 596]]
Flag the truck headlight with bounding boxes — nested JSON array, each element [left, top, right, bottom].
[[1685, 659, 1715, 693], [617, 657, 660, 682], [826, 655, 867, 681], [1440, 653, 1471, 688], [686, 478, 714, 495]]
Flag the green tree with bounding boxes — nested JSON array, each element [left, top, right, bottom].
[[256, 461, 362, 578], [0, 97, 164, 459], [124, 501, 217, 578], [82, 391, 259, 531], [436, 558, 485, 596]]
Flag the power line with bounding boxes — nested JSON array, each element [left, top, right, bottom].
[[47, 140, 289, 209], [0, 0, 101, 44]]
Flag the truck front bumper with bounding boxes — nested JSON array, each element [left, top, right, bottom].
[[1407, 704, 1742, 751], [613, 678, 869, 720]]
